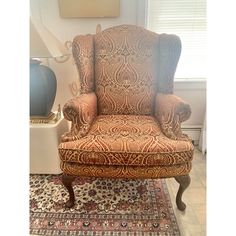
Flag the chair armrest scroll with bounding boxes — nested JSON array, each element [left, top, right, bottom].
[[61, 92, 97, 142], [155, 93, 191, 140]]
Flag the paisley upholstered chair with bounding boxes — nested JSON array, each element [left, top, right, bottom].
[[58, 25, 194, 211]]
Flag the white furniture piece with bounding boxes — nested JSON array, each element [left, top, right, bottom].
[[30, 116, 69, 174]]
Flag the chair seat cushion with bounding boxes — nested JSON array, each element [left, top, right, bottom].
[[59, 115, 194, 166], [60, 162, 192, 179]]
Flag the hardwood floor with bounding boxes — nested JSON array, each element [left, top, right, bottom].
[[166, 148, 206, 236]]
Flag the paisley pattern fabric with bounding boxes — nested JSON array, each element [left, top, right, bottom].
[[157, 34, 182, 93], [72, 35, 94, 94], [94, 25, 159, 115], [155, 93, 191, 140], [59, 25, 194, 179], [60, 162, 191, 179], [59, 115, 193, 166], [61, 93, 97, 142]]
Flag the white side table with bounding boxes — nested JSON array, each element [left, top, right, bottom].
[[30, 116, 69, 174]]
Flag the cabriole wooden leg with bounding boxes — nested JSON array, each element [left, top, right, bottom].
[[61, 174, 76, 208], [174, 174, 191, 211]]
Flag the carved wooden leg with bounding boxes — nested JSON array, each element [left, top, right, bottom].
[[62, 174, 76, 208], [174, 175, 191, 211]]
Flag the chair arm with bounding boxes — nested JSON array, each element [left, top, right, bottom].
[[61, 92, 97, 142], [155, 93, 191, 140]]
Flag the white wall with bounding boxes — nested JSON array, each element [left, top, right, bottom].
[[31, 0, 140, 40], [30, 0, 206, 127], [30, 0, 141, 112], [175, 80, 206, 126]]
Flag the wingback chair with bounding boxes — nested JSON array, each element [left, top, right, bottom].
[[58, 25, 194, 211]]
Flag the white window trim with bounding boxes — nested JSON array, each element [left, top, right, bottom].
[[136, 0, 148, 28], [174, 78, 206, 90]]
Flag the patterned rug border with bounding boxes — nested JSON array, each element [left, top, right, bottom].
[[30, 175, 180, 236]]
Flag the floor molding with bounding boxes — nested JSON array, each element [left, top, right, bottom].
[[182, 125, 202, 146]]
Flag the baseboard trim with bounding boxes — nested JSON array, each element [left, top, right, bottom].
[[182, 125, 202, 146]]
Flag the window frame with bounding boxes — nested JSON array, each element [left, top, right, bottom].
[[136, 0, 207, 81]]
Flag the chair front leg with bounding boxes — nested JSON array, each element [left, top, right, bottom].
[[174, 174, 191, 211], [62, 174, 76, 208]]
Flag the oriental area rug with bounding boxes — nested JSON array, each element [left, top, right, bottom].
[[30, 174, 180, 235]]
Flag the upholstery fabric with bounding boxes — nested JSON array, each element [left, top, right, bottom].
[[60, 162, 192, 179], [59, 115, 193, 166], [94, 25, 159, 115], [157, 34, 181, 93], [59, 25, 194, 179], [155, 93, 191, 140], [61, 92, 97, 142], [72, 35, 94, 94]]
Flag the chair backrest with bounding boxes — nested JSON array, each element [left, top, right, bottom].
[[72, 25, 181, 115]]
